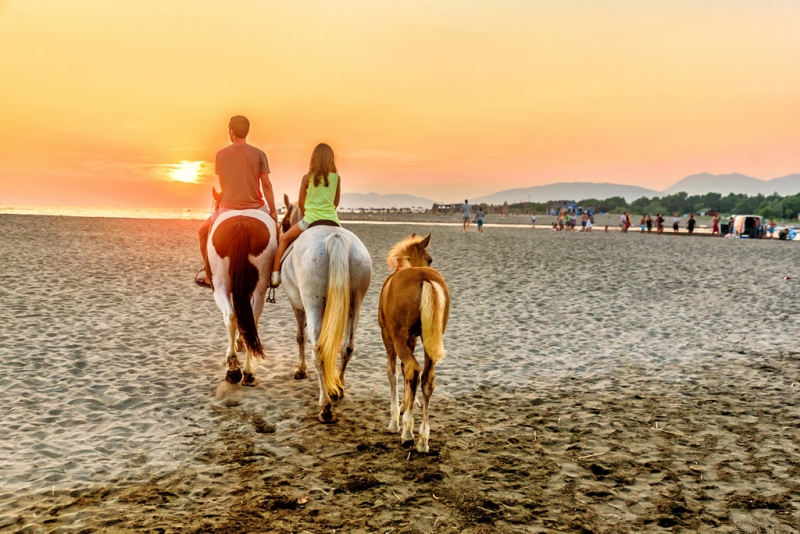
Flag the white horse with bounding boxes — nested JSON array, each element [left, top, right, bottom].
[[207, 209, 277, 385], [279, 201, 372, 422]]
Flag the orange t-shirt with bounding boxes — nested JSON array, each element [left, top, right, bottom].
[[216, 143, 270, 210]]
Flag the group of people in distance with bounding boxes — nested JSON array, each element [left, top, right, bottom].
[[552, 210, 594, 231]]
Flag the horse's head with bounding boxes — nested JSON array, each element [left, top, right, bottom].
[[387, 232, 433, 270], [281, 194, 303, 234]]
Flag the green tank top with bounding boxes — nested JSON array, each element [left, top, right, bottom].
[[303, 172, 340, 225]]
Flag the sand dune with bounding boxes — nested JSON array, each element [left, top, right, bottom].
[[1, 214, 798, 532]]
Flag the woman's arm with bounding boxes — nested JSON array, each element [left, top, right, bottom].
[[333, 176, 341, 207], [298, 174, 309, 216]]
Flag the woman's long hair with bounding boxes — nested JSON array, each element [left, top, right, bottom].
[[309, 143, 337, 187]]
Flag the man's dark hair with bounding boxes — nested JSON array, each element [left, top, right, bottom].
[[229, 115, 250, 138]]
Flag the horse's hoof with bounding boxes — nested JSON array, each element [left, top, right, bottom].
[[292, 369, 307, 380], [226, 369, 243, 384], [242, 372, 256, 387], [318, 407, 337, 424], [388, 421, 400, 433], [416, 441, 430, 454]]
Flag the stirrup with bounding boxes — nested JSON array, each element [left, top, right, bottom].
[[266, 286, 277, 304]]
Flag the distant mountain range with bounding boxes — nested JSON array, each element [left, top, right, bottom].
[[340, 173, 800, 208], [472, 182, 659, 206]]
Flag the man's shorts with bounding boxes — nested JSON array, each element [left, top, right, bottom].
[[463, 217, 470, 222], [477, 220, 483, 227]]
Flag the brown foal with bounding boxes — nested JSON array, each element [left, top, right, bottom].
[[378, 233, 450, 452]]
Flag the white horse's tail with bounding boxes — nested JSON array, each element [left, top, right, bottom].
[[420, 280, 447, 363], [317, 232, 351, 398]]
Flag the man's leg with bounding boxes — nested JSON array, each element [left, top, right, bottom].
[[198, 217, 213, 287], [271, 223, 303, 286]]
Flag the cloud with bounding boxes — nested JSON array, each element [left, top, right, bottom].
[[342, 150, 425, 163], [76, 159, 213, 183]]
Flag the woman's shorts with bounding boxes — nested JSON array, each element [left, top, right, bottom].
[[298, 219, 310, 231]]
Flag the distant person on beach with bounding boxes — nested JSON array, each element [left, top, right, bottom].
[[196, 115, 277, 289], [768, 218, 777, 238], [646, 214, 653, 233], [687, 214, 696, 235], [558, 213, 565, 230], [270, 142, 342, 287], [475, 207, 485, 233], [672, 215, 680, 234], [640, 215, 646, 233], [531, 214, 536, 226], [657, 213, 665, 234], [604, 225, 609, 232], [586, 215, 593, 232], [580, 212, 587, 231], [461, 200, 471, 232], [712, 214, 720, 236], [727, 216, 735, 236], [619, 213, 627, 233]]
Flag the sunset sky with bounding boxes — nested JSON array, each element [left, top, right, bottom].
[[1, 0, 799, 208]]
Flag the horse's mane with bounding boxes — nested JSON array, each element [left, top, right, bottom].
[[387, 235, 427, 271]]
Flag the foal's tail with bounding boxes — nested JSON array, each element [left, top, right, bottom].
[[318, 232, 351, 397], [228, 221, 265, 359], [420, 280, 448, 363]]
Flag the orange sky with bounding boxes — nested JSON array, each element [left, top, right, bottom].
[[1, 0, 799, 208]]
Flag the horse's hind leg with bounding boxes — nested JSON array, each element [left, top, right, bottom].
[[417, 354, 436, 453], [383, 330, 400, 433], [331, 296, 361, 400], [215, 291, 242, 384], [241, 291, 266, 387], [292, 307, 308, 379], [396, 339, 420, 444]]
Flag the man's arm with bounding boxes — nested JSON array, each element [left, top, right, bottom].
[[260, 173, 277, 221]]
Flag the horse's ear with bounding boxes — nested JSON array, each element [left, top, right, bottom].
[[410, 232, 416, 238], [419, 233, 431, 249], [284, 194, 291, 209]]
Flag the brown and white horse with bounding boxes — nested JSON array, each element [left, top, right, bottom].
[[207, 209, 277, 385], [378, 233, 450, 452]]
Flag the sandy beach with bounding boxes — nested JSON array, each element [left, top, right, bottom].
[[1, 213, 799, 533]]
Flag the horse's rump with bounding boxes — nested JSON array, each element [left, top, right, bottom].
[[380, 267, 450, 361], [211, 215, 271, 358]]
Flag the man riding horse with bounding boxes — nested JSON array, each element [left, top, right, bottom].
[[196, 115, 277, 289]]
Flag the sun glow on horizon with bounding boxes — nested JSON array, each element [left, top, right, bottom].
[[170, 161, 204, 184]]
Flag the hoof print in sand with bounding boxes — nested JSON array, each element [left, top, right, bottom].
[[252, 416, 276, 434]]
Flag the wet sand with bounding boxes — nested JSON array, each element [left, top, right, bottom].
[[1, 214, 798, 533]]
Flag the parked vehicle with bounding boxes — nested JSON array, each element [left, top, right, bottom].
[[732, 215, 762, 239]]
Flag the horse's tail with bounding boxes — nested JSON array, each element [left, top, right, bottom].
[[420, 280, 447, 363], [228, 220, 265, 359], [317, 232, 351, 398]]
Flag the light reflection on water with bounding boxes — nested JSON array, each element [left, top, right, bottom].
[[0, 205, 211, 221]]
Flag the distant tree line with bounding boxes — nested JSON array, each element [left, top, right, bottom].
[[505, 191, 800, 219]]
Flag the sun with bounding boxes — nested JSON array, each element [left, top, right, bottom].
[[170, 161, 203, 183]]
